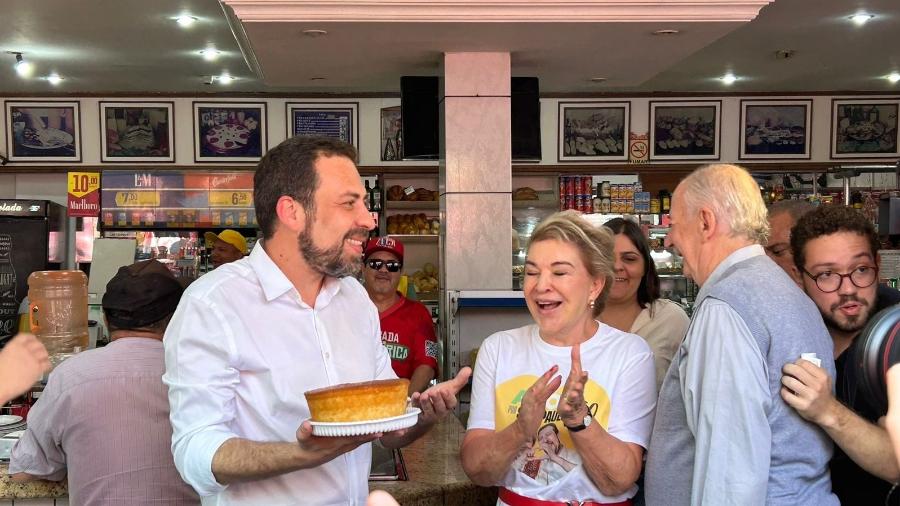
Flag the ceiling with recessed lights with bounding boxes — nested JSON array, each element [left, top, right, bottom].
[[0, 0, 897, 94]]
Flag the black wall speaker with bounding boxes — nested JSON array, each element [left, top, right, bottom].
[[511, 77, 541, 161], [400, 76, 440, 160]]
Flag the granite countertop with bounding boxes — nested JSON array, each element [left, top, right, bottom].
[[0, 415, 493, 504], [371, 415, 496, 506], [0, 463, 67, 499]]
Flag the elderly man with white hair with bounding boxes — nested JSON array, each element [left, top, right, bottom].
[[644, 164, 838, 506]]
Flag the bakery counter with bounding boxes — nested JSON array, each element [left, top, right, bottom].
[[371, 415, 496, 506], [0, 464, 67, 501]]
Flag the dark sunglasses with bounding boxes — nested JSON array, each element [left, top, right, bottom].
[[366, 259, 403, 272]]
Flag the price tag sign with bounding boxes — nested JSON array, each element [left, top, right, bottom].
[[67, 172, 101, 217], [114, 191, 160, 207], [209, 191, 254, 208]]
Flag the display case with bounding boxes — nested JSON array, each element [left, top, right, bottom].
[[511, 175, 560, 289]]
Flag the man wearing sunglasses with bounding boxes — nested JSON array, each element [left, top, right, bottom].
[[782, 204, 900, 506], [363, 236, 438, 395]]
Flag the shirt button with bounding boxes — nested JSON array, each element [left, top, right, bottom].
[[325, 352, 331, 359]]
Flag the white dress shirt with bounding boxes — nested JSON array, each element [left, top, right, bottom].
[[163, 242, 396, 506]]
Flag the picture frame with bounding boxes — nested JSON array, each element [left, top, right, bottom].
[[739, 99, 812, 160], [649, 100, 721, 161], [286, 102, 359, 149], [831, 98, 900, 159], [380, 106, 402, 161], [193, 102, 267, 163], [4, 100, 81, 162], [100, 101, 175, 163], [558, 101, 630, 162]]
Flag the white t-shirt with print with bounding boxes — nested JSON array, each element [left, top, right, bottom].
[[468, 322, 657, 503]]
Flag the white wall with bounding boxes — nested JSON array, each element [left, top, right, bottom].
[[0, 93, 897, 200]]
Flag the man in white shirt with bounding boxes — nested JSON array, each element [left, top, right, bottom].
[[163, 135, 470, 506]]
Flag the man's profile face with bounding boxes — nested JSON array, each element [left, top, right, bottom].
[[211, 239, 242, 268], [765, 211, 799, 282], [296, 155, 375, 277]]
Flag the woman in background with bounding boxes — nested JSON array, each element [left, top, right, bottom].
[[600, 218, 690, 389]]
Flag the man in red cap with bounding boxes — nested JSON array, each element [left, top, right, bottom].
[[363, 236, 438, 394]]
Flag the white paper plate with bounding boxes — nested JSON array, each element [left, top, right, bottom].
[[0, 415, 23, 426], [310, 408, 421, 437]]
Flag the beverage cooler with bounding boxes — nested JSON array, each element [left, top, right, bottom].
[[0, 199, 67, 346], [99, 170, 259, 278]]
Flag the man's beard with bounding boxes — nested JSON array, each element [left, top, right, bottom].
[[822, 294, 874, 335], [298, 218, 368, 278]]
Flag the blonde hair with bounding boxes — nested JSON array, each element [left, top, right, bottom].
[[528, 211, 615, 316], [678, 164, 769, 244]]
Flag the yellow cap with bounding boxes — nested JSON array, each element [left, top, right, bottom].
[[205, 229, 248, 254]]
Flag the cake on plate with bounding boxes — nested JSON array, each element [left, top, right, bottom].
[[305, 378, 409, 423]]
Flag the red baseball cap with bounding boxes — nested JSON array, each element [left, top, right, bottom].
[[363, 236, 404, 262]]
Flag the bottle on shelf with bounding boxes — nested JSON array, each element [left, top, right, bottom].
[[658, 189, 671, 213], [364, 180, 373, 210], [370, 178, 383, 213]]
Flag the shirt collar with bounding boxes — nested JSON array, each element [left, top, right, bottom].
[[696, 244, 765, 302], [249, 241, 343, 306]]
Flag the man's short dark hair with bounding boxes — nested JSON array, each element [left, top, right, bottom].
[[791, 205, 880, 271], [254, 136, 358, 239], [768, 199, 816, 224]]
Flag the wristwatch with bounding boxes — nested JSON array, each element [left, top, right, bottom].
[[565, 414, 592, 433]]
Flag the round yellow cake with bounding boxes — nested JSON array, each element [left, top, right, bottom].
[[305, 378, 409, 422]]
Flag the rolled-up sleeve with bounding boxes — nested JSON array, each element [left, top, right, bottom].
[[163, 292, 239, 497], [683, 299, 771, 506], [8, 374, 67, 481]]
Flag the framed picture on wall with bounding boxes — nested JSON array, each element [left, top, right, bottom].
[[649, 100, 721, 161], [558, 101, 630, 162], [286, 102, 359, 149], [193, 102, 267, 163], [831, 98, 900, 159], [380, 106, 402, 161], [100, 101, 175, 163], [4, 100, 81, 162], [739, 99, 812, 160]]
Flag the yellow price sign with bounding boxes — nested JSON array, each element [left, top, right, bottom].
[[114, 191, 160, 207], [209, 190, 253, 208], [67, 172, 100, 198]]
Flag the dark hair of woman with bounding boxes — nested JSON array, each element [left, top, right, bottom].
[[603, 218, 660, 309]]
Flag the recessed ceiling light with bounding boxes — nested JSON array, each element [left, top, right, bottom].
[[849, 13, 874, 26], [652, 29, 680, 36], [45, 74, 63, 85], [175, 14, 198, 27], [888, 72, 900, 84], [216, 73, 234, 85], [302, 29, 328, 38], [589, 77, 607, 83], [720, 73, 738, 85], [12, 53, 34, 77], [199, 47, 221, 61]]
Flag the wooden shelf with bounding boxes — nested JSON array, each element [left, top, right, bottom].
[[385, 201, 439, 210], [388, 234, 439, 241], [512, 199, 558, 209]]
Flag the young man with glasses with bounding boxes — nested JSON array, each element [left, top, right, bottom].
[[362, 236, 438, 394], [782, 204, 900, 506]]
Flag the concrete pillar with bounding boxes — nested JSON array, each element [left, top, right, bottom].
[[440, 52, 512, 291]]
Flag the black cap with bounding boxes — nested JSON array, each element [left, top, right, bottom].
[[102, 260, 184, 329]]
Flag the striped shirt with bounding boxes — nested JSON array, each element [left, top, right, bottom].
[[9, 337, 199, 506]]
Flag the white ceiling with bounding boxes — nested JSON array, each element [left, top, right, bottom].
[[0, 0, 898, 95]]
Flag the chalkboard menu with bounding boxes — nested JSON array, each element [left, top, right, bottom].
[[100, 170, 256, 229], [287, 102, 359, 148]]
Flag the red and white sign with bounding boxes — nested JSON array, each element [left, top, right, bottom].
[[629, 132, 649, 163], [67, 171, 100, 217]]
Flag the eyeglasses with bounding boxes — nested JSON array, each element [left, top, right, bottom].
[[366, 259, 402, 272], [802, 265, 878, 293]]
